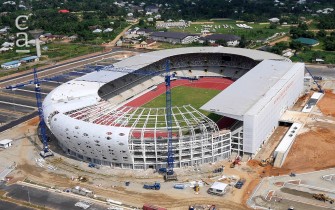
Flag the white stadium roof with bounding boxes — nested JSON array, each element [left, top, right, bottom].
[[113, 46, 286, 70], [201, 60, 304, 120], [76, 46, 286, 84]]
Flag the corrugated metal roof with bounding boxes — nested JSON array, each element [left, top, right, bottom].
[[199, 34, 241, 41], [201, 60, 302, 119], [21, 56, 38, 61], [2, 60, 20, 65], [151, 31, 193, 39]]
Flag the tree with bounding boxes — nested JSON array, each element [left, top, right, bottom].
[[317, 29, 327, 38], [139, 19, 145, 26], [238, 35, 247, 48], [269, 23, 277, 29], [289, 40, 303, 51]]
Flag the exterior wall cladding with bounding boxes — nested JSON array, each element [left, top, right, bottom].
[[49, 113, 231, 170], [243, 63, 305, 155]]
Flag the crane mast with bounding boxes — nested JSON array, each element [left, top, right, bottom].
[[164, 60, 176, 180]]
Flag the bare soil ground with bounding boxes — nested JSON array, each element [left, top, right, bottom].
[[268, 36, 290, 46], [1, 119, 249, 210], [281, 122, 335, 172], [318, 90, 335, 117]]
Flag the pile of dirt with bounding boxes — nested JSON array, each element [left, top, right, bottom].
[[281, 124, 335, 172], [318, 90, 335, 117]]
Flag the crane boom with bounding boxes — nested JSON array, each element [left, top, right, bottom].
[[6, 68, 53, 158]]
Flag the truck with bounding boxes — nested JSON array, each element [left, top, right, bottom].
[[143, 182, 161, 190], [235, 178, 246, 189], [173, 184, 185, 189], [88, 162, 100, 169]]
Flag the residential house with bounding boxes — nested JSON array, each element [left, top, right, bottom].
[[1, 42, 14, 48], [150, 32, 199, 44], [1, 60, 21, 69], [27, 39, 46, 46], [93, 29, 102, 33], [20, 56, 39, 63], [136, 28, 153, 36], [139, 39, 156, 48], [103, 28, 113, 33], [269, 17, 280, 23], [58, 9, 70, 13], [145, 5, 159, 13], [0, 47, 11, 53], [68, 35, 78, 41], [156, 21, 189, 29], [198, 34, 241, 46]]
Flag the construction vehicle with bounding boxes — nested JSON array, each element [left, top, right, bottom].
[[259, 156, 274, 167], [143, 182, 161, 190], [235, 178, 246, 189], [313, 193, 334, 204], [78, 176, 88, 182], [230, 156, 241, 168], [88, 162, 100, 169]]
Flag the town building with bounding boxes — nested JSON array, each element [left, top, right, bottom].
[[150, 32, 198, 44]]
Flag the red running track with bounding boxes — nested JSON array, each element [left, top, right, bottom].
[[125, 77, 234, 107]]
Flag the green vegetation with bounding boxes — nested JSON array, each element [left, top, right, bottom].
[[291, 51, 335, 64], [142, 86, 222, 122], [170, 20, 289, 40]]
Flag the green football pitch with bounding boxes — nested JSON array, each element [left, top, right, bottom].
[[142, 86, 222, 122]]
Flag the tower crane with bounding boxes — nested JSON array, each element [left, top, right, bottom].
[[5, 66, 105, 157], [100, 60, 197, 181], [6, 68, 54, 157], [294, 53, 324, 93]]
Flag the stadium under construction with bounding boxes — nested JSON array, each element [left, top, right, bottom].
[[42, 47, 305, 169]]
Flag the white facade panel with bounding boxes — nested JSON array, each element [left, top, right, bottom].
[[243, 63, 305, 154], [50, 113, 133, 165]]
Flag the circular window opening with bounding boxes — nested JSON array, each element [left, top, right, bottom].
[[106, 137, 111, 140]]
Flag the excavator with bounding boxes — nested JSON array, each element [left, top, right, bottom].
[[230, 156, 241, 168], [259, 156, 274, 167], [313, 193, 334, 204]]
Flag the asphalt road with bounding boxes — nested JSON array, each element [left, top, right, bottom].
[[0, 200, 35, 210], [0, 95, 36, 108], [3, 184, 109, 210], [306, 66, 335, 79], [0, 102, 35, 113], [0, 48, 149, 132]]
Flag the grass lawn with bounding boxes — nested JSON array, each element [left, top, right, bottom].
[[142, 86, 223, 122], [291, 50, 335, 64], [169, 20, 289, 40]]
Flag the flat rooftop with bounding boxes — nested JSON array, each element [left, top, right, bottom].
[[201, 60, 303, 120]]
